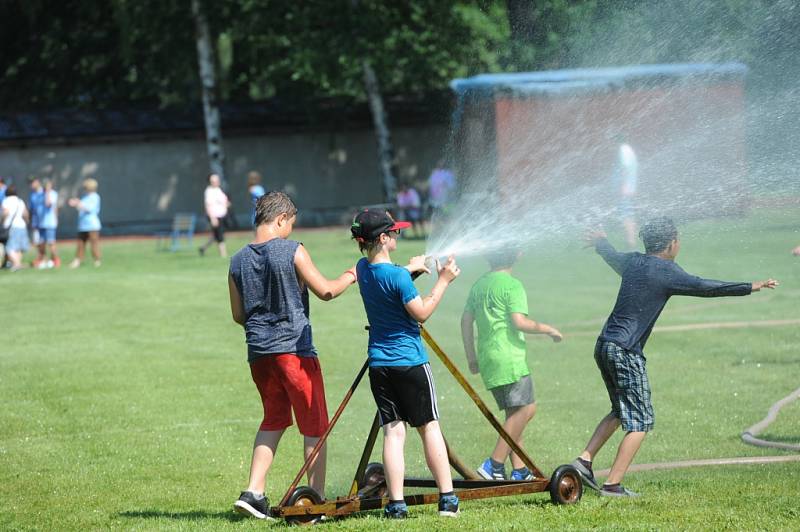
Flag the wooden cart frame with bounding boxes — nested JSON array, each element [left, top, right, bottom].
[[271, 326, 582, 525]]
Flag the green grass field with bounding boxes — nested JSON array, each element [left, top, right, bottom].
[[2, 209, 799, 530]]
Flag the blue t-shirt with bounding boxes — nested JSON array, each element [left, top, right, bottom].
[[40, 190, 58, 229], [356, 258, 427, 367], [29, 190, 45, 228], [250, 185, 266, 224], [78, 192, 101, 232]]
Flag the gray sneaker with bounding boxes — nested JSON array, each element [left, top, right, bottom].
[[571, 459, 600, 491], [600, 484, 640, 498]]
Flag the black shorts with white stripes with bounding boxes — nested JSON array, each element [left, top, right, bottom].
[[368, 363, 439, 428]]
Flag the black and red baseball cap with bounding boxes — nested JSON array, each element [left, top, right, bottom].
[[351, 209, 411, 242]]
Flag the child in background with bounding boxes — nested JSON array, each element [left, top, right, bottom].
[[247, 171, 266, 226], [67, 178, 101, 268], [395, 182, 423, 239], [199, 173, 230, 258], [574, 218, 778, 497], [28, 177, 44, 266], [32, 179, 60, 268], [229, 191, 358, 519], [461, 249, 563, 481], [351, 209, 461, 519]]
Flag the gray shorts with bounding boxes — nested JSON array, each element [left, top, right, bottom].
[[490, 374, 535, 410]]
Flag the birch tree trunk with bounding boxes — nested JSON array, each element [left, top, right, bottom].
[[191, 0, 226, 184], [361, 59, 397, 203]]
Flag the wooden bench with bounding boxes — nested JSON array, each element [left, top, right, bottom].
[[155, 213, 197, 251]]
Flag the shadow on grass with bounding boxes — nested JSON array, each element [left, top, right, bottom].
[[119, 510, 244, 522]]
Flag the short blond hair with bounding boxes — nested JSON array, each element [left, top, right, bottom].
[[83, 178, 98, 192]]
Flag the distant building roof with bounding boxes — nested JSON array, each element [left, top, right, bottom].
[[0, 93, 451, 145], [451, 62, 747, 97]]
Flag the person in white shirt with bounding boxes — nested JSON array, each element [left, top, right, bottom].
[[1, 185, 30, 271], [616, 142, 639, 249], [199, 173, 231, 258]]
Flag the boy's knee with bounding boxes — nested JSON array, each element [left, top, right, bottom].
[[416, 420, 440, 433]]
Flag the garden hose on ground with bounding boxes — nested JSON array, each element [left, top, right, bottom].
[[741, 386, 800, 451], [594, 387, 800, 477]]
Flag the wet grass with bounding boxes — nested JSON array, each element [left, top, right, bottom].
[[1, 208, 799, 530]]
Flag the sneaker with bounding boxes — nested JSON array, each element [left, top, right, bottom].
[[93, 260, 101, 268], [438, 494, 459, 517], [52, 257, 61, 268], [384, 501, 408, 519], [233, 491, 271, 519], [69, 259, 81, 269], [510, 467, 534, 481], [600, 484, 640, 498], [476, 458, 506, 480], [571, 458, 600, 491]]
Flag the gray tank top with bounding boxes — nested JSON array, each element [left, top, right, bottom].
[[229, 238, 315, 362]]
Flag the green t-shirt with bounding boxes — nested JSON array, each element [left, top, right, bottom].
[[464, 271, 529, 389]]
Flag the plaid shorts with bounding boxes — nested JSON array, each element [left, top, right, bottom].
[[594, 339, 654, 432]]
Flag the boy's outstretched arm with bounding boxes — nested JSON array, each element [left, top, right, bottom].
[[228, 273, 246, 325], [294, 245, 357, 301], [461, 311, 479, 374], [510, 313, 563, 342], [666, 262, 778, 297], [595, 239, 632, 276], [405, 256, 460, 323]]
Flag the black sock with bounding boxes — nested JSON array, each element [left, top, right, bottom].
[[578, 457, 593, 470], [389, 499, 405, 505], [439, 491, 454, 498], [602, 482, 622, 492]]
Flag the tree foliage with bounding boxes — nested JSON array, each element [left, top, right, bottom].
[[0, 0, 798, 111]]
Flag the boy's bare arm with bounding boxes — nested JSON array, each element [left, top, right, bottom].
[[228, 274, 246, 325], [510, 313, 563, 342], [461, 311, 479, 374], [294, 245, 356, 301], [405, 256, 460, 323]]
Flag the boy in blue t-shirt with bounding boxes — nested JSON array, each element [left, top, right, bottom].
[[30, 178, 60, 268], [351, 209, 461, 519]]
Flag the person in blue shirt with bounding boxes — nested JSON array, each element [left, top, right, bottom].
[[37, 179, 60, 268], [351, 209, 461, 519], [247, 171, 266, 226], [68, 178, 102, 268]]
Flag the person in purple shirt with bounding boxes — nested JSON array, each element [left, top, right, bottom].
[[571, 217, 778, 498]]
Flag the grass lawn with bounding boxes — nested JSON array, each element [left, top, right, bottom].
[[1, 208, 799, 530]]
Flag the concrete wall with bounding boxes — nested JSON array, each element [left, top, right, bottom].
[[0, 122, 448, 235]]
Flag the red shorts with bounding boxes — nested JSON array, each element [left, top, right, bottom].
[[249, 354, 329, 437]]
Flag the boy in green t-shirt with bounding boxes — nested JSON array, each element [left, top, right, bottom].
[[461, 250, 563, 481]]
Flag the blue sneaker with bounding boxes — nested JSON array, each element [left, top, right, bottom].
[[476, 458, 506, 480], [510, 467, 534, 481], [438, 494, 459, 517], [384, 501, 408, 519]]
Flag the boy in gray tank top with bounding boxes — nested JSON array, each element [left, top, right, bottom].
[[229, 191, 358, 519]]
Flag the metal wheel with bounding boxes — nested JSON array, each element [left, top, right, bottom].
[[359, 462, 387, 498], [549, 465, 583, 505], [285, 486, 324, 526]]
